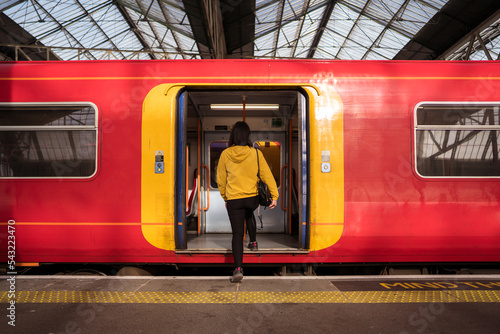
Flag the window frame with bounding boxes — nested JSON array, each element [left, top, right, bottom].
[[0, 102, 99, 179], [413, 101, 500, 179]]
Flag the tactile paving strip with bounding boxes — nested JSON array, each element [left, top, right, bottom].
[[1, 290, 500, 304]]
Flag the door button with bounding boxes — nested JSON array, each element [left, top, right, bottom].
[[321, 163, 330, 173]]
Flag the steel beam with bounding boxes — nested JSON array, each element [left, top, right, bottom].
[[114, 0, 156, 59], [439, 8, 500, 60], [307, 0, 335, 58]]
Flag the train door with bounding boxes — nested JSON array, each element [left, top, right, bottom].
[[203, 131, 287, 233], [178, 87, 309, 251], [142, 83, 344, 254]]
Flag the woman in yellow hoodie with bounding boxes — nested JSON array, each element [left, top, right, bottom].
[[217, 121, 279, 283]]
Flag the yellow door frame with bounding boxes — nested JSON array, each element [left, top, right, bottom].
[[141, 83, 344, 251]]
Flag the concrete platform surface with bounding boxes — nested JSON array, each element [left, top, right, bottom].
[[1, 274, 500, 334]]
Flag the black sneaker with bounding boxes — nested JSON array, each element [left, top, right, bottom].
[[230, 267, 243, 283], [247, 241, 258, 251]]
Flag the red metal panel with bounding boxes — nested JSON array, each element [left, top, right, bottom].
[[1, 60, 499, 264]]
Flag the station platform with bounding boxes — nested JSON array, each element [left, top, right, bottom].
[[1, 274, 500, 333]]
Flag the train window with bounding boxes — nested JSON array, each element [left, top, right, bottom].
[[254, 141, 281, 187], [209, 141, 228, 188], [0, 103, 97, 178], [415, 103, 500, 177]]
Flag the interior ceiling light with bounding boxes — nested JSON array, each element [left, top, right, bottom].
[[210, 104, 279, 110]]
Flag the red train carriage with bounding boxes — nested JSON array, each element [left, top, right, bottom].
[[0, 60, 499, 267]]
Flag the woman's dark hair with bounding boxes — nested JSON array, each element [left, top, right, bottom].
[[228, 121, 252, 147]]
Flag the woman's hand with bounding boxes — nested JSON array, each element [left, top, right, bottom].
[[268, 199, 277, 209]]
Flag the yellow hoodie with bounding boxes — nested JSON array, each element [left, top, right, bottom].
[[217, 145, 279, 202]]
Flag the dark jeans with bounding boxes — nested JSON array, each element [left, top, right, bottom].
[[226, 196, 259, 268]]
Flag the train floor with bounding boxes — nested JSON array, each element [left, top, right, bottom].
[[2, 274, 500, 333], [186, 233, 300, 251]]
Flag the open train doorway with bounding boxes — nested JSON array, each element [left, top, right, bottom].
[[177, 87, 309, 252]]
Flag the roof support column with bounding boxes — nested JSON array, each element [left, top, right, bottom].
[[201, 0, 227, 59]]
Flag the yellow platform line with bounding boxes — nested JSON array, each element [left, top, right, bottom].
[[1, 290, 500, 304]]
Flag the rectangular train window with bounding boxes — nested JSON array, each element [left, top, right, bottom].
[[254, 141, 281, 187], [209, 141, 228, 188], [0, 103, 97, 178], [415, 103, 500, 177]]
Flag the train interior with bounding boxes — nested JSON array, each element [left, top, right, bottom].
[[179, 88, 308, 253]]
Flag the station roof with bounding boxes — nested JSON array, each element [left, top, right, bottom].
[[0, 0, 499, 61]]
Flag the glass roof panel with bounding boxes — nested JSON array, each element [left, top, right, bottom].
[[314, 47, 336, 59], [374, 28, 411, 58], [351, 15, 386, 48], [292, 5, 324, 58], [366, 50, 390, 60], [315, 28, 343, 59], [254, 37, 274, 58], [316, 2, 357, 59], [301, 5, 325, 35], [309, 0, 330, 7], [118, 0, 193, 38], [281, 0, 307, 21], [470, 49, 488, 61], [2, 0, 197, 60], [393, 0, 446, 36], [255, 0, 281, 39], [487, 37, 500, 59], [1, 0, 495, 61], [57, 48, 80, 61], [0, 0, 24, 12], [4, 2, 57, 40], [276, 20, 299, 58], [332, 2, 359, 35], [112, 28, 142, 52], [119, 0, 198, 58], [254, 0, 331, 58], [338, 38, 369, 59], [469, 37, 500, 61], [312, 0, 448, 60], [176, 32, 195, 55], [443, 14, 500, 61], [365, 0, 403, 22]]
